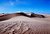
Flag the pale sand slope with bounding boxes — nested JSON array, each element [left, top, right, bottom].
[[0, 15, 50, 34]]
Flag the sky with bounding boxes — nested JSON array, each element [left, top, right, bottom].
[[0, 0, 50, 14]]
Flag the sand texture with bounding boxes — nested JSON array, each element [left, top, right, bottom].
[[0, 13, 50, 34]]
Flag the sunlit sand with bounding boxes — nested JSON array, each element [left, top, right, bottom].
[[0, 13, 50, 34]]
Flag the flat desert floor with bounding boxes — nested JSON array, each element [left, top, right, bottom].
[[0, 15, 50, 34]]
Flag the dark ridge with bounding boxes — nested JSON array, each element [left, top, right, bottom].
[[16, 12, 31, 17], [31, 13, 45, 18]]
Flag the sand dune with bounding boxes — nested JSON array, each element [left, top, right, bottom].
[[0, 13, 50, 34], [0, 12, 45, 21]]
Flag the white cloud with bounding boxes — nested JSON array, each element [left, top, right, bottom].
[[16, 11, 21, 13]]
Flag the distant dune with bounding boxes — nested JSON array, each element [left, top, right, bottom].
[[0, 12, 45, 21], [0, 12, 50, 34]]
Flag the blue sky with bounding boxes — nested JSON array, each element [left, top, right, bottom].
[[0, 0, 50, 14]]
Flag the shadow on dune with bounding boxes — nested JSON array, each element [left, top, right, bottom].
[[0, 12, 45, 21], [31, 13, 45, 18]]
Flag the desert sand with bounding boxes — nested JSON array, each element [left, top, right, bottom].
[[0, 13, 50, 34]]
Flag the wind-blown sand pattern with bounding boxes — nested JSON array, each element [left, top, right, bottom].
[[0, 13, 50, 34]]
